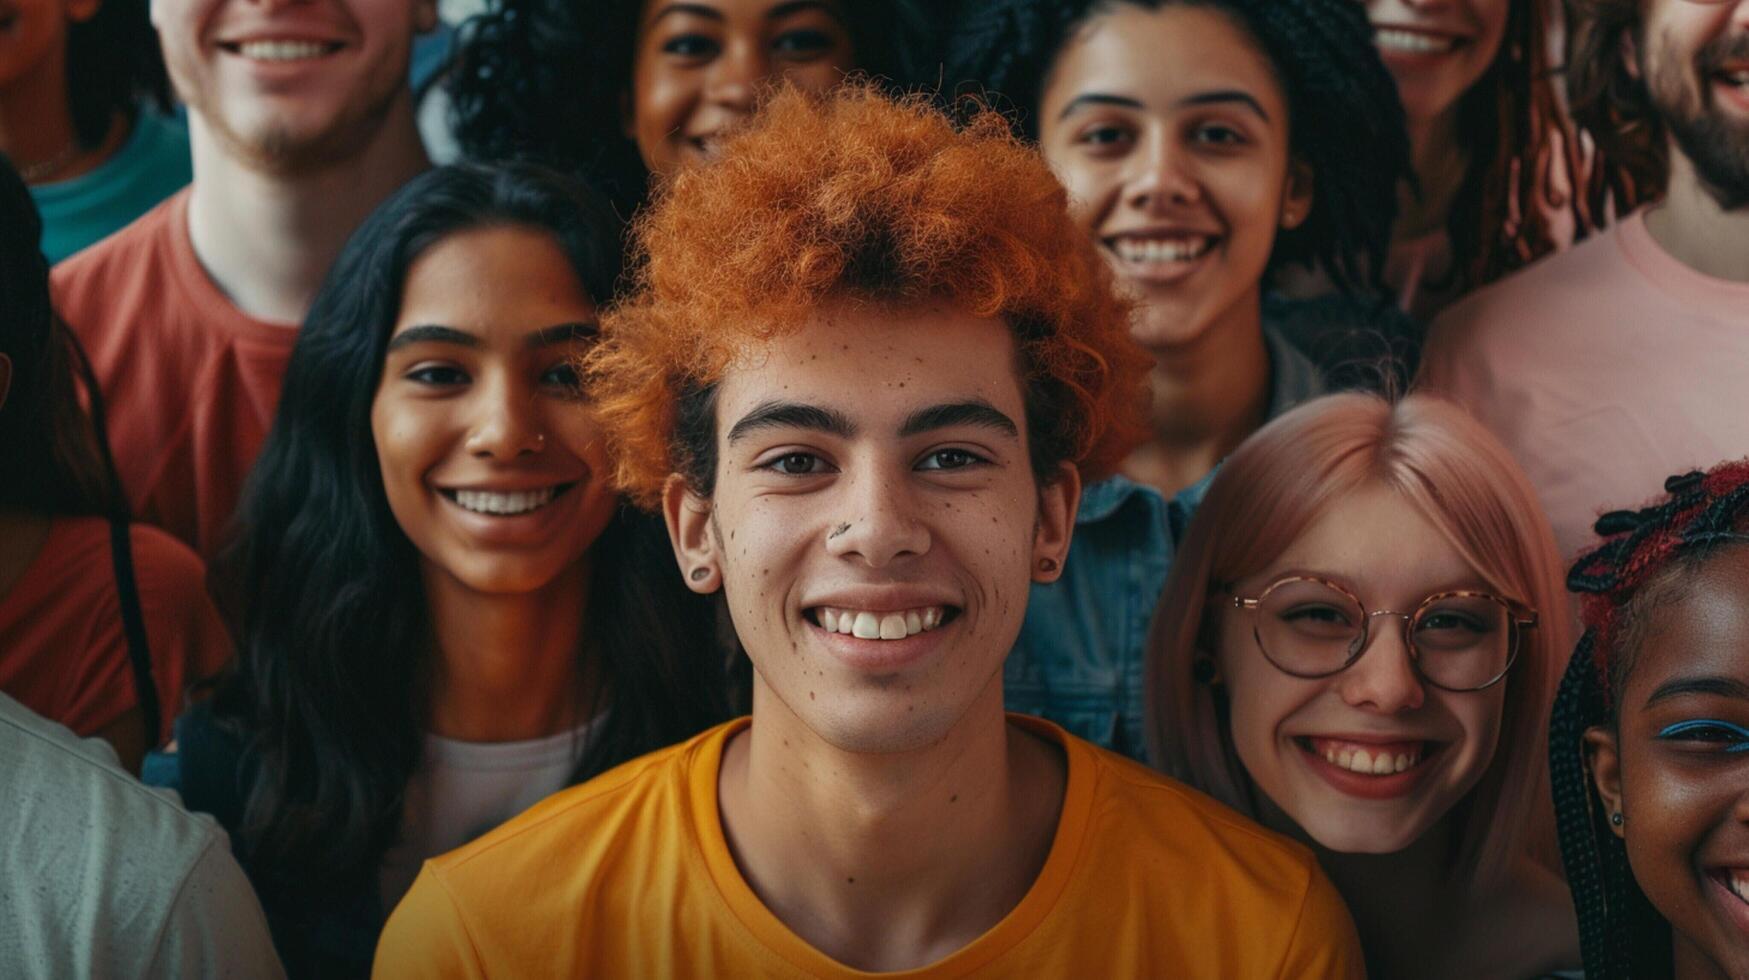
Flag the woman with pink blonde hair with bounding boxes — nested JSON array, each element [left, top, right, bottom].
[[1148, 391, 1577, 979]]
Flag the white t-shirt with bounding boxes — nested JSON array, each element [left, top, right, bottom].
[[377, 720, 598, 907], [0, 692, 284, 979]]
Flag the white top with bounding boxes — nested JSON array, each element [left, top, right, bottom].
[[0, 692, 284, 979], [377, 719, 599, 907]]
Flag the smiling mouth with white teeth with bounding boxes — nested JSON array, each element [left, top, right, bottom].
[[807, 606, 957, 641], [1109, 234, 1217, 266], [220, 39, 345, 62], [1297, 736, 1434, 776], [439, 484, 576, 517], [1372, 28, 1462, 55], [1716, 869, 1749, 907]]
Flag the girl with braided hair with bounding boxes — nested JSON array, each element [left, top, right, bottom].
[[1554, 460, 1749, 979], [1149, 392, 1579, 978], [445, 0, 935, 220], [946, 0, 1417, 755]]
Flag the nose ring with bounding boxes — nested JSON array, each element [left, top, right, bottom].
[[534, 433, 547, 450]]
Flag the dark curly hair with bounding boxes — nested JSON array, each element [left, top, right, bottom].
[[1567, 0, 1669, 212], [66, 0, 175, 150], [944, 0, 1409, 297], [1551, 463, 1749, 978], [446, 0, 939, 219]]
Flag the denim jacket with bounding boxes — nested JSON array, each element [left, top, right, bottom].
[[1006, 328, 1324, 761]]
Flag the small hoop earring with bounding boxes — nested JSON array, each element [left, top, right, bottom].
[[1611, 812, 1624, 827], [689, 567, 711, 583], [1038, 557, 1059, 574]]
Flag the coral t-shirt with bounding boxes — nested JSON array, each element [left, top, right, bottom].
[[376, 715, 1363, 978], [0, 517, 230, 742], [1420, 208, 1749, 561], [52, 189, 299, 556]]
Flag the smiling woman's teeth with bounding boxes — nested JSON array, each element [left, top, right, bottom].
[[1373, 28, 1457, 54], [1727, 871, 1749, 905], [1308, 738, 1424, 775], [1115, 237, 1213, 264], [237, 40, 333, 61], [816, 607, 944, 640], [450, 487, 559, 516]]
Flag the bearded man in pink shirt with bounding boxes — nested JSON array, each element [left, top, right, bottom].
[[1420, 0, 1749, 561]]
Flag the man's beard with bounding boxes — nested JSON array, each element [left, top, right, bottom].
[[1646, 31, 1749, 210]]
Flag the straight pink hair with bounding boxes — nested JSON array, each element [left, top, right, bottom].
[[1147, 392, 1569, 891]]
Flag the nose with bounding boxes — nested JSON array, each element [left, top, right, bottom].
[[1125, 128, 1202, 213], [824, 466, 931, 569], [464, 376, 545, 460], [704, 41, 765, 114], [1336, 618, 1427, 714]]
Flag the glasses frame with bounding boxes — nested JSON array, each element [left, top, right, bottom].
[[1228, 574, 1539, 693]]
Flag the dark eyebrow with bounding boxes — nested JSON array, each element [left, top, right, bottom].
[[525, 322, 598, 349], [898, 400, 1020, 439], [770, 1, 841, 22], [1057, 93, 1145, 121], [647, 2, 724, 25], [726, 400, 857, 445], [1178, 89, 1270, 122], [1645, 675, 1749, 709], [386, 325, 479, 351]]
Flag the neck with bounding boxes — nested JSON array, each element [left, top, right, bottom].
[[0, 48, 122, 184], [184, 95, 429, 324], [423, 560, 594, 743], [1123, 291, 1270, 498], [1398, 109, 1469, 241], [1309, 821, 1455, 978], [718, 676, 1065, 971], [1673, 930, 1735, 980], [1643, 141, 1749, 283]]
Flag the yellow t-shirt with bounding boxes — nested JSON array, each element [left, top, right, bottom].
[[375, 716, 1362, 978]]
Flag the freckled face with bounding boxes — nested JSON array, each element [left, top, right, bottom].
[[688, 304, 1071, 753], [628, 0, 854, 177], [1038, 4, 1306, 351], [1217, 484, 1510, 854], [1595, 547, 1749, 980], [370, 225, 618, 596], [1359, 0, 1509, 126]]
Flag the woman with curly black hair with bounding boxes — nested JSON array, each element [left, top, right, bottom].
[[446, 0, 936, 218], [1553, 461, 1749, 980], [0, 0, 190, 261], [945, 0, 1414, 755]]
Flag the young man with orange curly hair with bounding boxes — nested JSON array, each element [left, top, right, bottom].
[[374, 85, 1363, 978]]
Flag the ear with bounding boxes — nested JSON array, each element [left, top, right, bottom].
[[1584, 725, 1626, 838], [1619, 26, 1641, 81], [413, 0, 439, 36], [0, 353, 12, 413], [65, 0, 102, 24], [663, 474, 721, 594], [1031, 462, 1081, 584], [1280, 157, 1315, 231]]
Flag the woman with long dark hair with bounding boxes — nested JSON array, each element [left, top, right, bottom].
[[0, 157, 224, 771], [446, 0, 936, 218], [145, 162, 733, 977]]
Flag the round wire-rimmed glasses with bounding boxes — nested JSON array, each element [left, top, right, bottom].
[[1226, 575, 1539, 692]]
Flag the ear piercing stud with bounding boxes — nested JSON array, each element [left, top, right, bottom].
[[690, 567, 710, 582], [1038, 557, 1059, 573], [1611, 812, 1625, 827]]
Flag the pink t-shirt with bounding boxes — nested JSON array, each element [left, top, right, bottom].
[[1420, 208, 1749, 562]]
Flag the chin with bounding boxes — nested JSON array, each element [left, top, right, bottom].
[[796, 697, 965, 755]]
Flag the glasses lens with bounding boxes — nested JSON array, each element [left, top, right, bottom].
[[1411, 595, 1514, 689], [1254, 579, 1366, 677]]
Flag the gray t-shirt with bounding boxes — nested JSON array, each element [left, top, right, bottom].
[[0, 692, 283, 979]]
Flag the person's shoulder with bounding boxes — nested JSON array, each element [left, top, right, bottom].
[[1430, 219, 1634, 344], [123, 523, 211, 602], [52, 186, 188, 286], [1071, 734, 1324, 888], [426, 722, 728, 885]]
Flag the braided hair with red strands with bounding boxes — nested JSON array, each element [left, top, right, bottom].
[[1551, 460, 1749, 979]]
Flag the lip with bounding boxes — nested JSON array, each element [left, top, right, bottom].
[[1711, 71, 1749, 117], [1704, 869, 1749, 938], [1370, 24, 1471, 67], [806, 612, 955, 675], [433, 480, 583, 546], [1293, 735, 1442, 801], [1101, 230, 1221, 287]]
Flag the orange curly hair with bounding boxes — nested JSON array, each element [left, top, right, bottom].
[[587, 83, 1151, 507]]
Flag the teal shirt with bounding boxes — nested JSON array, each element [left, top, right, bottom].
[[32, 111, 192, 264]]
